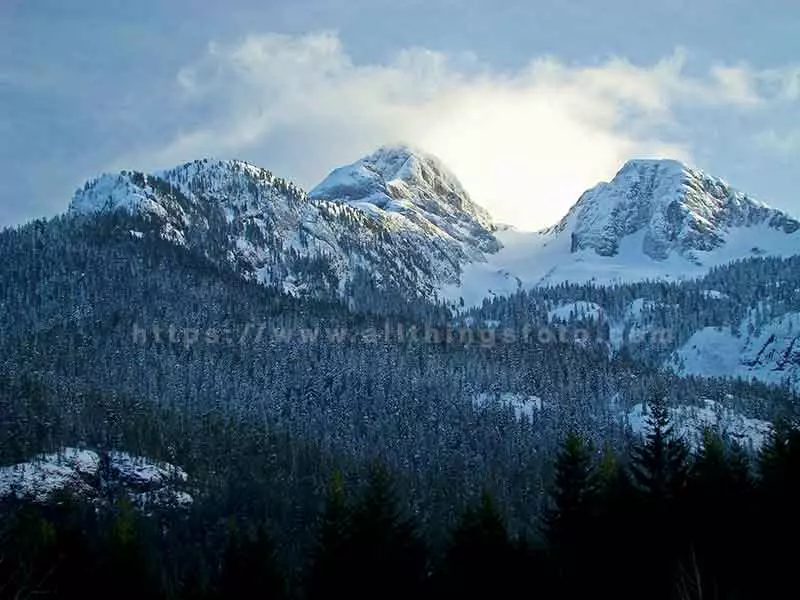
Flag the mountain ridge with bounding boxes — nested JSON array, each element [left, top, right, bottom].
[[447, 156, 800, 304], [68, 151, 500, 306], [548, 157, 799, 260], [67, 148, 800, 308]]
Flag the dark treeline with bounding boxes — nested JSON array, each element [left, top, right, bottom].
[[2, 397, 798, 600]]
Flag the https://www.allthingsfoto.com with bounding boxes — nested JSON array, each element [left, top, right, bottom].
[[130, 321, 673, 349]]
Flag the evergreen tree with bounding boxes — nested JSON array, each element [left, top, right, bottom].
[[543, 431, 598, 551], [629, 395, 689, 502], [543, 431, 599, 596], [218, 518, 285, 600], [0, 502, 61, 600], [593, 444, 639, 598], [346, 463, 426, 600], [628, 394, 690, 600], [438, 492, 516, 598], [305, 472, 352, 600], [684, 429, 753, 598], [98, 497, 161, 600], [754, 422, 800, 597]]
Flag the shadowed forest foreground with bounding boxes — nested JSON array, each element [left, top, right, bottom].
[[1, 398, 798, 600]]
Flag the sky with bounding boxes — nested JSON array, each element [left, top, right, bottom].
[[1, 0, 799, 230]]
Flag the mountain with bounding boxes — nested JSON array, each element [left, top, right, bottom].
[[63, 150, 800, 397], [308, 145, 499, 254], [449, 158, 800, 305], [69, 148, 499, 308], [25, 148, 800, 423], [68, 149, 800, 309], [551, 158, 799, 259], [3, 143, 800, 577]]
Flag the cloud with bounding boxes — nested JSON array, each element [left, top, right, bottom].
[[755, 129, 800, 156], [116, 32, 796, 230], [758, 66, 800, 102]]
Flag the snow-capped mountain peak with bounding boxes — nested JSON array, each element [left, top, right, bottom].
[[66, 151, 800, 309], [445, 158, 800, 305], [309, 145, 499, 254], [549, 158, 799, 261], [70, 158, 305, 219], [310, 144, 476, 211], [67, 150, 501, 306]]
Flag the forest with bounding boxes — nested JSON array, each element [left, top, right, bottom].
[[2, 396, 799, 600], [1, 212, 799, 599]]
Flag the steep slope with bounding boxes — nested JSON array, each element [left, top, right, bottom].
[[448, 159, 800, 305], [68, 152, 800, 309], [309, 144, 499, 256], [69, 152, 499, 306], [548, 158, 798, 260], [667, 310, 800, 393]]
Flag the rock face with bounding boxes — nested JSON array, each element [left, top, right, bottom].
[[549, 159, 799, 262], [68, 151, 800, 306], [627, 399, 773, 451], [69, 148, 500, 304], [309, 145, 499, 255], [0, 448, 192, 508], [668, 311, 800, 394]]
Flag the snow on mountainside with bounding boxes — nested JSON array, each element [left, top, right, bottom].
[[0, 448, 192, 508], [68, 150, 800, 308], [627, 399, 773, 450], [472, 392, 544, 421], [69, 150, 500, 304], [667, 310, 800, 393], [550, 159, 798, 260], [309, 145, 499, 255], [447, 159, 800, 305], [548, 301, 604, 322]]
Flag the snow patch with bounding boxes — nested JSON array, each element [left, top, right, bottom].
[[0, 448, 192, 508], [473, 392, 543, 420], [548, 301, 604, 322], [701, 289, 729, 300], [627, 400, 773, 450], [108, 451, 188, 486], [668, 311, 800, 392]]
